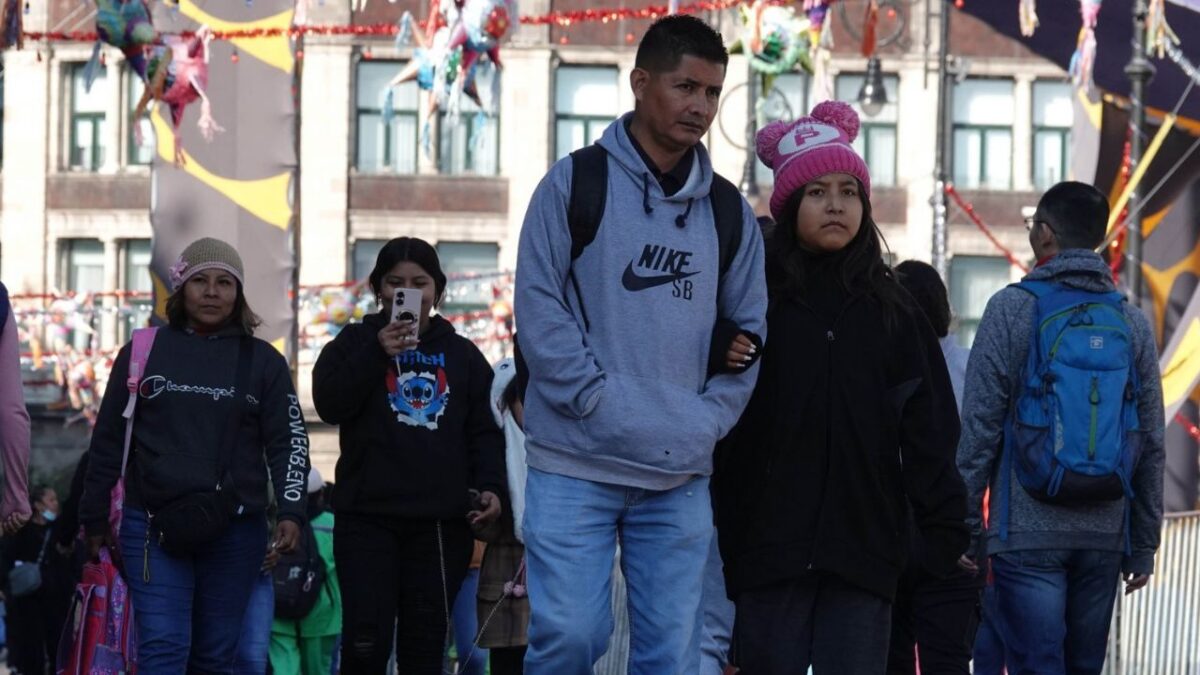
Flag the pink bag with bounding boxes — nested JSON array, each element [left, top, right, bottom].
[[58, 327, 156, 675]]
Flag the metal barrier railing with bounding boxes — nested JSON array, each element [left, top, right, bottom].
[[1105, 511, 1200, 674]]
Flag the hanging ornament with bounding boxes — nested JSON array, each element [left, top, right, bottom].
[[135, 26, 223, 165], [1069, 0, 1101, 89], [89, 0, 159, 90], [1019, 0, 1038, 37], [1146, 0, 1179, 59], [729, 0, 813, 82], [861, 0, 879, 57], [231, 47, 239, 63]]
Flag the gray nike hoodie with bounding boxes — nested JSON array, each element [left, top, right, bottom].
[[957, 250, 1165, 575], [514, 113, 768, 490]]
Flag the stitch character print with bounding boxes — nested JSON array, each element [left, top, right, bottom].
[[386, 360, 451, 430]]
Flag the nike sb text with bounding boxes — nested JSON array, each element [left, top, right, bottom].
[[621, 244, 700, 295]]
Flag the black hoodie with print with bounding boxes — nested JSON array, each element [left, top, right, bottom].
[[313, 313, 504, 520], [80, 326, 311, 535]]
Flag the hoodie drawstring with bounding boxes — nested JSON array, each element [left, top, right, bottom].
[[642, 173, 654, 215], [675, 198, 694, 229]]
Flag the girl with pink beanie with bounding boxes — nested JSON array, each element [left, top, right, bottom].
[[711, 101, 968, 673]]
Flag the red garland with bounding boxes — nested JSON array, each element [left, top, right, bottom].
[[24, 0, 758, 43], [1175, 412, 1200, 442], [944, 183, 1031, 273]]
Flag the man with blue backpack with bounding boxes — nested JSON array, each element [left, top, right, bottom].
[[957, 181, 1164, 674]]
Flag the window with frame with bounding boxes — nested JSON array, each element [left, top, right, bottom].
[[835, 73, 900, 187], [69, 65, 109, 171], [437, 241, 499, 310], [352, 239, 388, 284], [127, 70, 155, 166], [356, 61, 419, 173], [554, 65, 620, 160], [952, 79, 1015, 190], [949, 255, 1012, 346], [61, 238, 105, 349], [121, 239, 153, 341], [1032, 81, 1073, 190], [438, 96, 500, 176], [756, 72, 809, 184]]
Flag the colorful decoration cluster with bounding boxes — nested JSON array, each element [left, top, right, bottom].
[[382, 0, 514, 151]]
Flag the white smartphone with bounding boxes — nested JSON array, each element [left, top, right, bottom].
[[391, 288, 422, 327]]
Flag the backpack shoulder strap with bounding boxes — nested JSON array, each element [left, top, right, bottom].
[[709, 172, 744, 279], [120, 327, 159, 477], [1009, 280, 1056, 299], [568, 144, 610, 261]]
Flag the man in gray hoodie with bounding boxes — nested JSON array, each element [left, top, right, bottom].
[[514, 14, 767, 675], [958, 181, 1164, 674]]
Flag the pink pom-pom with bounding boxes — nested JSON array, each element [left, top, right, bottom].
[[755, 120, 793, 170], [810, 100, 861, 143]]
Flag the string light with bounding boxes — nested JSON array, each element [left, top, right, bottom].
[[21, 0, 773, 44]]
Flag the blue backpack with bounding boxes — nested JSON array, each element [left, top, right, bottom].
[[998, 281, 1142, 539]]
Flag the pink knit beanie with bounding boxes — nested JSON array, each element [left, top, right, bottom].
[[757, 100, 872, 223]]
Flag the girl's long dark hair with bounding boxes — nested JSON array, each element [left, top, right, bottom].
[[767, 182, 907, 327], [369, 237, 448, 307]]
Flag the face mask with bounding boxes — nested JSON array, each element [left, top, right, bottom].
[[42, 510, 57, 522]]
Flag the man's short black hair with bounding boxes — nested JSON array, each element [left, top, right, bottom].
[[635, 14, 729, 73], [1038, 181, 1110, 250]]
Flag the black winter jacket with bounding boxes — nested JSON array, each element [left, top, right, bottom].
[[713, 266, 969, 602], [313, 313, 504, 520], [81, 326, 311, 535]]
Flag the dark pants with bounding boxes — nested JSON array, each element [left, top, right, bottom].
[[334, 514, 473, 675], [732, 572, 892, 675], [9, 588, 67, 675], [886, 565, 981, 675], [991, 549, 1123, 675], [491, 645, 527, 675]]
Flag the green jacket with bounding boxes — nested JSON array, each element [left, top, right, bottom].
[[272, 511, 341, 637]]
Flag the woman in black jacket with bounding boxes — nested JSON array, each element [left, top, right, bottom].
[[312, 237, 504, 675], [712, 101, 969, 674], [80, 237, 309, 674]]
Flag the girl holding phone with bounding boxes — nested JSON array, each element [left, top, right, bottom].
[[312, 237, 505, 675]]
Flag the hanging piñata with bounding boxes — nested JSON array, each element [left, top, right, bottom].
[[134, 26, 223, 164]]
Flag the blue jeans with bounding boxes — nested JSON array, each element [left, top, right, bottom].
[[450, 567, 488, 675], [235, 570, 276, 674], [522, 468, 712, 675], [119, 507, 268, 674], [700, 533, 734, 675], [991, 549, 1123, 675], [972, 582, 1007, 674]]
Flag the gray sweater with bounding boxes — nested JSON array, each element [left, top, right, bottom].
[[957, 250, 1164, 575]]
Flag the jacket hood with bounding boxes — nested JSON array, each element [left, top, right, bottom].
[[597, 113, 714, 228], [1022, 249, 1117, 294]]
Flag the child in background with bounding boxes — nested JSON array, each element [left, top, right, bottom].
[[269, 468, 341, 675], [473, 346, 531, 675]]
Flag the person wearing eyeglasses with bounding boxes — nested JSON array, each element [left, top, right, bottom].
[[957, 182, 1165, 675]]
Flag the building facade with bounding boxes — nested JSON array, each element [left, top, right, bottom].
[[0, 0, 1074, 354]]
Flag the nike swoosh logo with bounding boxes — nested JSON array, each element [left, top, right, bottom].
[[621, 262, 699, 292]]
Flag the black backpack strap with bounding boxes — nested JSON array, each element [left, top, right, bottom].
[[709, 172, 744, 279], [568, 144, 610, 261]]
